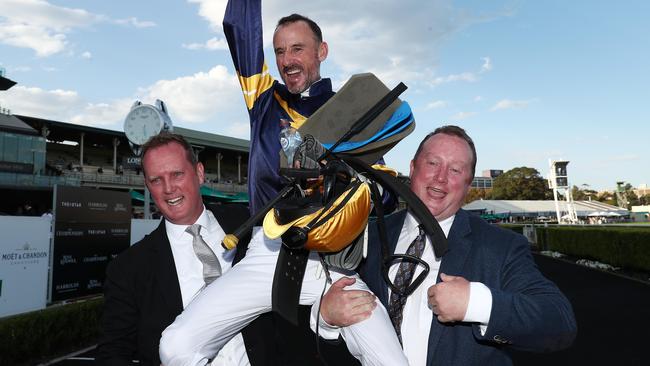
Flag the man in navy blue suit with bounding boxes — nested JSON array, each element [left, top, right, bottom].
[[318, 125, 577, 365]]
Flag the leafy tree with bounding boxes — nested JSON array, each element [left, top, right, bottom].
[[571, 185, 584, 200], [626, 190, 639, 207], [464, 188, 491, 204], [639, 194, 650, 206], [596, 191, 617, 206], [490, 167, 551, 200], [571, 185, 598, 201]]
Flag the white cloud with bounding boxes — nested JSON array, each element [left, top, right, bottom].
[[0, 85, 82, 120], [430, 72, 477, 87], [0, 22, 68, 57], [0, 0, 100, 31], [0, 0, 155, 56], [114, 17, 156, 28], [226, 121, 250, 139], [450, 111, 476, 121], [10, 65, 32, 72], [69, 100, 134, 127], [429, 57, 494, 87], [474, 96, 483, 102], [480, 57, 492, 73], [139, 65, 242, 125], [183, 37, 228, 51], [1, 85, 125, 128], [425, 100, 448, 110], [490, 98, 534, 111], [1, 65, 244, 132], [81, 51, 92, 59], [0, 0, 100, 56], [187, 0, 229, 32]]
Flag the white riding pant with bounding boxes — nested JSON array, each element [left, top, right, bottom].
[[160, 227, 407, 366]]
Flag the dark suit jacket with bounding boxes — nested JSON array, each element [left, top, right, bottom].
[[96, 204, 272, 366], [358, 209, 577, 365]]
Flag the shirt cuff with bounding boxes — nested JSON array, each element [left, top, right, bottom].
[[310, 301, 342, 340], [462, 281, 492, 335]]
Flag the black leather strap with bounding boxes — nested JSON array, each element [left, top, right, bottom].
[[272, 246, 310, 325]]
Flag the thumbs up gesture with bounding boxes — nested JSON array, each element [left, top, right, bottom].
[[427, 273, 470, 323]]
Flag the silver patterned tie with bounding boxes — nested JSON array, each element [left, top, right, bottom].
[[185, 224, 222, 285], [387, 225, 426, 344]]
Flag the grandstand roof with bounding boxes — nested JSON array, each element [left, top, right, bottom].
[[0, 113, 39, 135], [15, 115, 250, 153], [174, 126, 248, 152], [0, 75, 16, 91], [17, 115, 127, 147], [463, 200, 629, 217]]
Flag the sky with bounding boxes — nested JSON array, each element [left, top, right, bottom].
[[1, 0, 648, 192]]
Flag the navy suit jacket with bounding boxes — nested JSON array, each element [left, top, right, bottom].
[[358, 209, 577, 365]]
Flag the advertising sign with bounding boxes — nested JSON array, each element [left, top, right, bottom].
[[51, 186, 131, 302], [124, 156, 141, 169], [0, 217, 50, 317]]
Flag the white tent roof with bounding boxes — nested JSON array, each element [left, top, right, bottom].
[[463, 200, 628, 217]]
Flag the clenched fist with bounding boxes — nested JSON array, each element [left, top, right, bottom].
[[427, 273, 470, 323]]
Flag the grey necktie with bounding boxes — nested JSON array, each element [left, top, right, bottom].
[[387, 225, 426, 344], [186, 224, 222, 285]]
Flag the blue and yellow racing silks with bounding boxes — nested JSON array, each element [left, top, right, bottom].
[[223, 0, 335, 215]]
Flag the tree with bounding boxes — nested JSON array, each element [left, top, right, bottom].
[[596, 191, 617, 206], [571, 185, 598, 201], [490, 167, 551, 200], [571, 185, 583, 200], [464, 188, 491, 204], [639, 194, 650, 206]]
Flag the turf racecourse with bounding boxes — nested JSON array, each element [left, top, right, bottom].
[[47, 253, 649, 366]]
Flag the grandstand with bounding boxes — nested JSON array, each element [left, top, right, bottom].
[[0, 112, 250, 216]]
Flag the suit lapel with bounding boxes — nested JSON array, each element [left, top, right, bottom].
[[367, 210, 407, 306], [152, 220, 184, 313], [380, 210, 407, 304], [206, 204, 251, 265], [426, 209, 473, 364], [386, 211, 407, 255]]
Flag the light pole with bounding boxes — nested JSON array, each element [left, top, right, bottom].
[[548, 160, 577, 224]]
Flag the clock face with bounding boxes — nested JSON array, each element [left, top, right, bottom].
[[124, 105, 163, 145]]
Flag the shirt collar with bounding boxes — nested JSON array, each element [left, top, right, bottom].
[[300, 78, 331, 98], [406, 211, 455, 238], [165, 206, 209, 241]]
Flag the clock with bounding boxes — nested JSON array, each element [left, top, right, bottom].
[[123, 99, 174, 147]]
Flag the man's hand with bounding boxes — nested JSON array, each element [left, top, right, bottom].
[[320, 277, 377, 327], [427, 273, 470, 323], [294, 134, 326, 169]]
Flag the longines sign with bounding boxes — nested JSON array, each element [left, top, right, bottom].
[[125, 156, 141, 168]]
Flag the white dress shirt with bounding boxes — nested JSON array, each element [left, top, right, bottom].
[[316, 211, 493, 366], [165, 207, 250, 366], [390, 212, 492, 366]]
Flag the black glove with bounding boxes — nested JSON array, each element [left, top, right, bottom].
[[294, 134, 327, 169]]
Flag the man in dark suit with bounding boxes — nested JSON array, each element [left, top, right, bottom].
[[96, 133, 272, 366], [319, 125, 577, 365]]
